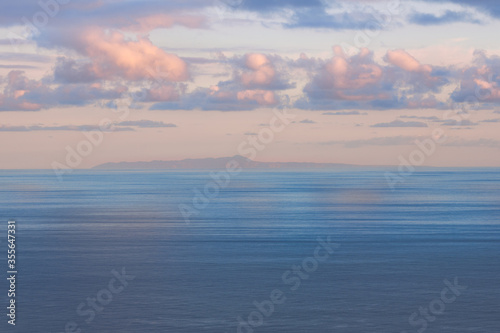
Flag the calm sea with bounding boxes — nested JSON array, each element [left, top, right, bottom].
[[1, 169, 499, 332]]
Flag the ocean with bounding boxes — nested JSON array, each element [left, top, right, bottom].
[[1, 169, 499, 332]]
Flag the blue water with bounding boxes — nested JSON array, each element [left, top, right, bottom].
[[1, 169, 499, 332]]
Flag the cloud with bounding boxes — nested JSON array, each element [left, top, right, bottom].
[[53, 58, 100, 84], [240, 53, 276, 87], [384, 50, 449, 94], [0, 71, 126, 111], [481, 118, 500, 123], [182, 56, 220, 65], [385, 49, 432, 73], [0, 38, 33, 46], [51, 84, 126, 106], [0, 124, 133, 132], [117, 13, 207, 32], [50, 28, 189, 83], [0, 65, 38, 69], [299, 119, 316, 123], [440, 119, 478, 126], [237, 0, 323, 12], [0, 52, 52, 63], [0, 70, 51, 111], [400, 115, 441, 121], [408, 10, 480, 25], [151, 53, 290, 110], [0, 0, 209, 29], [150, 86, 279, 111], [384, 49, 451, 95], [405, 96, 445, 109], [371, 119, 428, 127], [451, 50, 500, 104], [401, 115, 481, 126], [297, 47, 387, 109], [285, 7, 382, 30], [236, 89, 277, 105], [296, 47, 449, 110], [115, 120, 177, 128], [236, 53, 293, 90], [421, 0, 500, 19], [136, 84, 185, 102], [322, 111, 368, 115]]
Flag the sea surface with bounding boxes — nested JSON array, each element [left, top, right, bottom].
[[1, 169, 499, 332]]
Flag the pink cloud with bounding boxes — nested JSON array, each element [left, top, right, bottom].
[[304, 47, 387, 102], [325, 48, 383, 90], [82, 28, 188, 81], [0, 71, 45, 111], [451, 50, 500, 103], [298, 46, 449, 110], [53, 28, 190, 83], [149, 52, 287, 110], [209, 53, 283, 107], [385, 49, 432, 73], [240, 53, 276, 87], [207, 86, 277, 106], [237, 89, 277, 105], [473, 78, 500, 100]]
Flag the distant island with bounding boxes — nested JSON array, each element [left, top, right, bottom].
[[92, 155, 384, 170]]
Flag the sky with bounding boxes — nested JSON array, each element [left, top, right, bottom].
[[1, 0, 500, 169]]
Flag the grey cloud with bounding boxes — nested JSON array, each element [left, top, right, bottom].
[[408, 10, 480, 25], [481, 118, 500, 123], [285, 7, 383, 30], [0, 124, 133, 132], [236, 0, 323, 12], [371, 119, 428, 127], [323, 111, 368, 115], [0, 52, 52, 63], [0, 64, 38, 69], [0, 70, 126, 111], [115, 120, 177, 128], [400, 115, 441, 121], [420, 0, 500, 19], [440, 119, 478, 126]]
